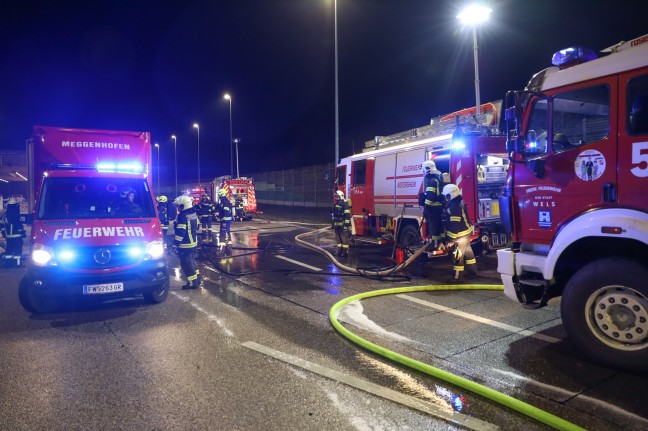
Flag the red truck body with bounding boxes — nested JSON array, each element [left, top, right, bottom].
[[20, 126, 169, 313]]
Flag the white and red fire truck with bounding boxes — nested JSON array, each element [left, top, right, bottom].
[[335, 102, 509, 256], [498, 34, 648, 372], [210, 176, 257, 220], [21, 126, 169, 313]]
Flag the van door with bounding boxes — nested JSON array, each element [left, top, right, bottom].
[[350, 159, 374, 215]]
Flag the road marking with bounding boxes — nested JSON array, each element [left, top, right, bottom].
[[275, 255, 322, 271], [398, 294, 562, 344], [242, 341, 499, 431]]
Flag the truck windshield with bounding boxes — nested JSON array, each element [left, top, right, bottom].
[[37, 177, 156, 220]]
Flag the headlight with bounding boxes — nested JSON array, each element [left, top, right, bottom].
[[144, 239, 165, 260], [32, 244, 56, 266]]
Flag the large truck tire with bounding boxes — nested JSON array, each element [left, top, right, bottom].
[[561, 257, 648, 374], [143, 279, 170, 304], [18, 276, 60, 314], [397, 224, 420, 250]]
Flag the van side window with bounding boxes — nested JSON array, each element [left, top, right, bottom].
[[552, 85, 610, 153], [353, 160, 367, 186], [627, 75, 648, 136]]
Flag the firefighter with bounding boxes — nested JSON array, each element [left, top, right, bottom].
[[2, 197, 25, 267], [442, 184, 478, 282], [172, 195, 202, 289], [197, 193, 215, 242], [216, 188, 233, 255], [331, 190, 351, 257], [422, 160, 446, 250], [235, 195, 245, 221], [156, 196, 176, 247]]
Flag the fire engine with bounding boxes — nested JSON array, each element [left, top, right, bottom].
[[336, 102, 509, 256], [21, 126, 169, 313], [498, 34, 648, 372], [210, 176, 257, 221]]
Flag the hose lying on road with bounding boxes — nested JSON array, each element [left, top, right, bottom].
[[329, 285, 586, 431]]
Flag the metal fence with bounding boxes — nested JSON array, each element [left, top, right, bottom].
[[243, 162, 336, 208]]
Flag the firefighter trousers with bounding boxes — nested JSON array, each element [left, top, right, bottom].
[[423, 205, 444, 242], [178, 247, 200, 285], [334, 227, 350, 256], [451, 235, 477, 274]]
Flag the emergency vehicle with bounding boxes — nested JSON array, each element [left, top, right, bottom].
[[498, 34, 648, 372], [336, 102, 509, 256], [210, 176, 257, 220], [20, 126, 169, 313]]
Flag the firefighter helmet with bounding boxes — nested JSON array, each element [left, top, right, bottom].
[[156, 195, 167, 203], [422, 160, 437, 174], [218, 188, 228, 197], [442, 184, 461, 201], [173, 195, 193, 211], [335, 190, 344, 199]]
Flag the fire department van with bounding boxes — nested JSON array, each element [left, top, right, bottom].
[[498, 34, 648, 372], [336, 102, 509, 255], [20, 126, 169, 313]]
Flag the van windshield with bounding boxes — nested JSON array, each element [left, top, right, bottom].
[[37, 177, 156, 219]]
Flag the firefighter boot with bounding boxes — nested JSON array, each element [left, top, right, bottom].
[[191, 276, 204, 289], [466, 264, 480, 279], [225, 243, 232, 256], [447, 270, 463, 284]]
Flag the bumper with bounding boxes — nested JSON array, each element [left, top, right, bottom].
[[497, 248, 520, 302], [25, 259, 169, 301]]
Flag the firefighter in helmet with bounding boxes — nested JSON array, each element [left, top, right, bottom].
[[216, 187, 233, 255], [421, 160, 445, 250], [197, 193, 215, 242], [331, 190, 351, 257], [443, 184, 478, 282], [156, 195, 176, 247], [2, 197, 25, 267], [173, 195, 202, 289]]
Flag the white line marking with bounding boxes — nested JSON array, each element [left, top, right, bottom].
[[275, 255, 322, 271], [398, 294, 562, 344], [241, 341, 499, 431]]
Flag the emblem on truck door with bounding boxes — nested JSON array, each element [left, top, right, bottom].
[[94, 249, 111, 265]]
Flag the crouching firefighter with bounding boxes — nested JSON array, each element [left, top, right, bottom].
[[332, 190, 351, 257], [443, 184, 478, 283], [173, 195, 202, 289], [217, 188, 233, 255]]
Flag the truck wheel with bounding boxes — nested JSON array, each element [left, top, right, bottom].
[[18, 276, 59, 314], [397, 224, 420, 250], [561, 257, 648, 373], [143, 279, 170, 304]]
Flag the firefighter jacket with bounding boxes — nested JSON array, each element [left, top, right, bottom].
[[174, 207, 199, 249], [218, 195, 233, 221], [332, 199, 351, 229], [445, 196, 473, 240], [197, 198, 215, 219], [423, 173, 444, 207], [2, 203, 25, 239], [157, 202, 170, 226]]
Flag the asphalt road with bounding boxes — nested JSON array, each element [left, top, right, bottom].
[[1, 210, 647, 430]]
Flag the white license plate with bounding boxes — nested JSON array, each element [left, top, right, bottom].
[[83, 282, 124, 295]]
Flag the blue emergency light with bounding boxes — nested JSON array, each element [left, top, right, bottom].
[[551, 47, 597, 68], [96, 162, 144, 174]]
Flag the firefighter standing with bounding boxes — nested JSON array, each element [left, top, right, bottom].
[[422, 160, 445, 250], [156, 196, 176, 247], [217, 188, 233, 255], [2, 197, 25, 267], [197, 193, 215, 242], [332, 190, 351, 257], [443, 184, 478, 282], [173, 195, 202, 289]]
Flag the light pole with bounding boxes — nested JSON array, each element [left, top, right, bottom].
[[154, 143, 160, 192], [457, 4, 491, 117], [193, 123, 200, 187], [334, 0, 339, 165], [223, 93, 234, 178], [171, 135, 177, 197], [233, 138, 240, 179]]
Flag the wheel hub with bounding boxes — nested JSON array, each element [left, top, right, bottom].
[[591, 288, 648, 346]]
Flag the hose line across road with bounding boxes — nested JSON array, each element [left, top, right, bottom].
[[329, 285, 586, 431]]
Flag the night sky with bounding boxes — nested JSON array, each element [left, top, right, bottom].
[[1, 0, 645, 184]]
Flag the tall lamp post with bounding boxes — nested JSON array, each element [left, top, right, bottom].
[[334, 0, 339, 165], [171, 135, 177, 197], [154, 143, 160, 192], [223, 93, 234, 178], [233, 138, 240, 179], [193, 123, 200, 188], [457, 4, 491, 117]]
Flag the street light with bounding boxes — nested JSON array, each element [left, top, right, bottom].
[[457, 4, 492, 117], [233, 138, 240, 179], [193, 123, 200, 187], [334, 0, 339, 165], [223, 93, 234, 178], [154, 143, 160, 193], [171, 135, 177, 197]]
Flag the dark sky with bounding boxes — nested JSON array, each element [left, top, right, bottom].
[[1, 0, 645, 184]]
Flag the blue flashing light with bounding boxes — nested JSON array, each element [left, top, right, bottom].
[[452, 138, 466, 150], [551, 47, 597, 67], [58, 249, 76, 262], [96, 161, 144, 174], [127, 246, 144, 258]]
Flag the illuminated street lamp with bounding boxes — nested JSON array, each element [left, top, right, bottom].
[[457, 4, 492, 117], [233, 138, 240, 179], [193, 123, 200, 187], [223, 93, 234, 178], [171, 135, 178, 197], [334, 0, 339, 165], [154, 143, 160, 192]]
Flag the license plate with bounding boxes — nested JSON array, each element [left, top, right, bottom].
[[83, 282, 124, 295]]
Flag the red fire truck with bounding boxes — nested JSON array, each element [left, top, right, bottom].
[[498, 34, 648, 372], [335, 102, 509, 256], [20, 126, 169, 313], [210, 176, 257, 220]]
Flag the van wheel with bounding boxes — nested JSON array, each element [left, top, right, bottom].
[[561, 257, 648, 373], [18, 276, 59, 314], [397, 224, 420, 250], [144, 279, 170, 304]]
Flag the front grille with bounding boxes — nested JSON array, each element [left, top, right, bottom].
[[59, 245, 141, 270]]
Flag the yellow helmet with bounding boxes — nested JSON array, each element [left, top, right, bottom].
[[218, 188, 228, 197], [156, 195, 168, 203]]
